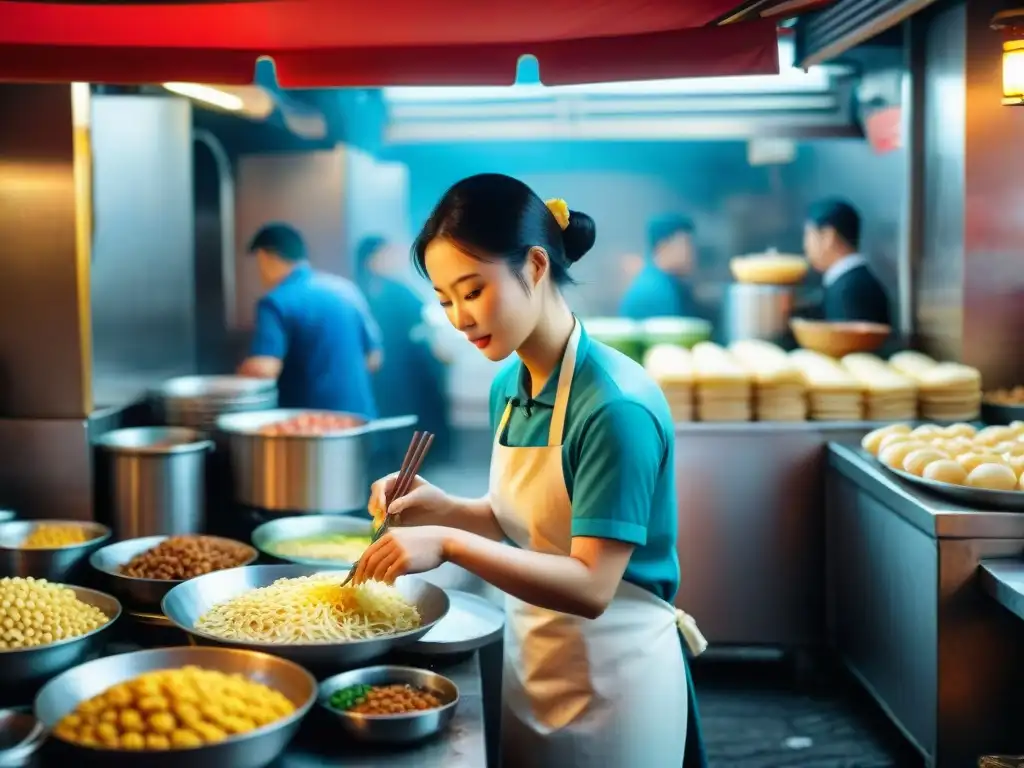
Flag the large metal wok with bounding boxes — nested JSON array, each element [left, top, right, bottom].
[[161, 564, 449, 672], [217, 409, 417, 514]]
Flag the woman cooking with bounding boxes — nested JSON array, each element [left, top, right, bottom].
[[354, 173, 708, 768]]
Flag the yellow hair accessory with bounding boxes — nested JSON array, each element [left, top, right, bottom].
[[545, 198, 570, 230]]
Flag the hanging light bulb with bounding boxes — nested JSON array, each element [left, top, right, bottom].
[[992, 4, 1024, 105]]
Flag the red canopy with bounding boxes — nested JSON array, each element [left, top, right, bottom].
[[0, 1, 780, 85]]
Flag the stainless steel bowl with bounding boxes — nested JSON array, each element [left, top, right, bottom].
[[0, 707, 46, 766], [89, 535, 259, 612], [317, 665, 459, 745], [251, 515, 373, 567], [161, 565, 450, 672], [34, 646, 316, 768], [0, 521, 111, 582], [0, 585, 120, 689]]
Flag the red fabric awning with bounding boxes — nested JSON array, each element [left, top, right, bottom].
[[0, 1, 780, 85]]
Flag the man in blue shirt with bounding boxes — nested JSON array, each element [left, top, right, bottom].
[[619, 213, 704, 320], [238, 223, 382, 418]]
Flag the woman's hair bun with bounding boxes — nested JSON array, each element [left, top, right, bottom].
[[562, 210, 596, 264]]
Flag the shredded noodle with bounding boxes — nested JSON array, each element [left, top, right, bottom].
[[194, 573, 421, 643]]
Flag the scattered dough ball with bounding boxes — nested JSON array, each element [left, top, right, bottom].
[[862, 424, 912, 456], [993, 441, 1024, 457], [956, 452, 1007, 474], [937, 438, 973, 455], [880, 441, 929, 469], [878, 433, 915, 453], [902, 448, 947, 477], [966, 463, 1018, 491], [923, 460, 968, 486], [1005, 455, 1024, 478], [975, 426, 1017, 446], [944, 422, 977, 438]]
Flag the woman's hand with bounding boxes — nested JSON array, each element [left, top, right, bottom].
[[367, 473, 454, 531], [352, 526, 453, 584]]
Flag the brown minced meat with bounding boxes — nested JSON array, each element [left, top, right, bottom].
[[119, 536, 252, 580]]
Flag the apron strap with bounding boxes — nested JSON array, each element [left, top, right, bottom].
[[548, 319, 582, 447], [497, 401, 513, 439]]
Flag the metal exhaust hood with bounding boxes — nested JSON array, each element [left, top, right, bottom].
[[382, 38, 859, 143]]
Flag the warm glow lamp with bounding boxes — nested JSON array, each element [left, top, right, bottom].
[[992, 5, 1024, 105]]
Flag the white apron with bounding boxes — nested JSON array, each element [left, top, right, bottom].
[[490, 321, 704, 768]]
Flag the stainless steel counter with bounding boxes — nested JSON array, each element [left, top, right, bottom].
[[673, 421, 878, 649], [978, 559, 1024, 622], [825, 443, 1024, 768], [829, 443, 1024, 538]]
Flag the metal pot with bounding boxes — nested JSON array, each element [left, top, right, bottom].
[[721, 283, 796, 344], [94, 427, 214, 538], [216, 410, 417, 514]]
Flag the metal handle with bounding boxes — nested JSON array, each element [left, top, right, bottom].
[[351, 414, 418, 437]]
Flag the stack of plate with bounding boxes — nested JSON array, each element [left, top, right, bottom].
[[729, 340, 807, 422], [841, 353, 918, 421], [790, 349, 864, 421], [154, 376, 278, 431], [692, 343, 752, 422], [643, 344, 694, 422], [889, 351, 983, 421]]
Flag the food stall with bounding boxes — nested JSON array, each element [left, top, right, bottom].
[[7, 0, 1024, 765], [0, 2, 794, 764]]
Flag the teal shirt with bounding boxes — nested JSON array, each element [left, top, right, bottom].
[[488, 323, 680, 603]]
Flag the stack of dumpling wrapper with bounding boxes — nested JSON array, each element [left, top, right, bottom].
[[840, 353, 918, 421], [729, 340, 807, 421], [789, 349, 863, 420], [643, 344, 694, 422], [692, 342, 752, 421], [889, 351, 982, 421]]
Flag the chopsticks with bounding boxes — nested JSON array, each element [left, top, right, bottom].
[[341, 430, 434, 586]]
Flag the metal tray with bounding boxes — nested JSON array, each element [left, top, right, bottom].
[[881, 464, 1024, 512], [409, 590, 505, 656]]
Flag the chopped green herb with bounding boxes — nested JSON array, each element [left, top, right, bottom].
[[328, 683, 374, 711]]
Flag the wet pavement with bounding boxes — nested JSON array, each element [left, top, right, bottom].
[[692, 660, 921, 768]]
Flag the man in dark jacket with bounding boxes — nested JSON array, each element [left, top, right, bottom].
[[803, 198, 891, 326]]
